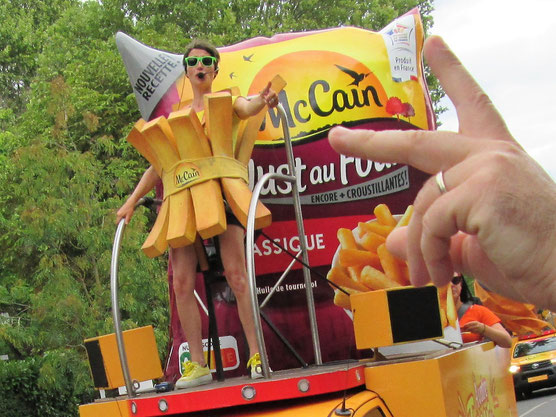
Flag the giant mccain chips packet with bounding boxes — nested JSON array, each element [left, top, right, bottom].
[[117, 8, 434, 380]]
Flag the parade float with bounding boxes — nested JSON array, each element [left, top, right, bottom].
[[79, 9, 519, 416]]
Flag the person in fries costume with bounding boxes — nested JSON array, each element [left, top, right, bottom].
[[117, 39, 279, 389], [451, 275, 512, 347]]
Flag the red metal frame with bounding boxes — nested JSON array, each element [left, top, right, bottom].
[[127, 364, 366, 416]]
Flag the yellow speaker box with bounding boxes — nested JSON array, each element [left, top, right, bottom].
[[351, 286, 443, 349], [84, 325, 163, 389]]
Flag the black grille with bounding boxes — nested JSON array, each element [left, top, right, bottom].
[[521, 360, 552, 372]]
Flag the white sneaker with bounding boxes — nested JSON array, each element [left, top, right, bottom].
[[247, 353, 271, 379]]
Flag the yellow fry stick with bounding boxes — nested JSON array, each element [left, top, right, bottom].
[[374, 203, 397, 227], [126, 119, 162, 177], [141, 198, 170, 258], [339, 249, 382, 270], [358, 231, 386, 252], [437, 285, 448, 307], [446, 288, 458, 328], [347, 265, 363, 284], [360, 266, 400, 290], [394, 204, 414, 229], [333, 287, 361, 309], [439, 307, 448, 329], [327, 267, 368, 292], [377, 244, 404, 285], [337, 228, 358, 249], [221, 177, 271, 230], [436, 284, 450, 329], [166, 191, 196, 248], [358, 222, 393, 238]]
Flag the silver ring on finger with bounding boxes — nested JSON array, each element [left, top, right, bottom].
[[435, 171, 448, 195]]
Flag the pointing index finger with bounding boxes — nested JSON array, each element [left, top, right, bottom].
[[328, 126, 475, 175], [424, 36, 512, 141]]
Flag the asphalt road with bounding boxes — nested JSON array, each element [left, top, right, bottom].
[[517, 387, 556, 416]]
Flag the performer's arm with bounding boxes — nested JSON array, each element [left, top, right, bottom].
[[234, 81, 278, 119], [116, 165, 160, 224]]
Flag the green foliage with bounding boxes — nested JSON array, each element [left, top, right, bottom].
[[0, 1, 439, 415], [0, 0, 79, 112], [0, 352, 94, 417]]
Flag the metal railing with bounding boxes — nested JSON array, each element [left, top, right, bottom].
[[111, 197, 161, 398], [111, 217, 136, 397], [245, 103, 322, 378]]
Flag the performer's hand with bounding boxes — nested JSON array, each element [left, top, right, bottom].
[[234, 82, 279, 118], [115, 166, 159, 225], [116, 199, 136, 225], [260, 82, 278, 108], [328, 36, 556, 310]]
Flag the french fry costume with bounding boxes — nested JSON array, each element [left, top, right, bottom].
[[128, 75, 286, 258]]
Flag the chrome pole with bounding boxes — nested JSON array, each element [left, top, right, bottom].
[[246, 172, 295, 378], [111, 218, 135, 398], [246, 104, 323, 378], [275, 104, 322, 365]]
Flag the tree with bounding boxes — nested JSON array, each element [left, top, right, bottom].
[[0, 2, 170, 413], [0, 0, 79, 113]]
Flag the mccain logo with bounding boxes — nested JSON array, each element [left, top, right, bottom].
[[174, 163, 201, 188], [248, 50, 390, 144]]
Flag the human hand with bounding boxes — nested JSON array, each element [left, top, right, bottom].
[[116, 199, 136, 225], [260, 82, 278, 108], [461, 320, 512, 347], [328, 36, 556, 310], [461, 321, 485, 336]]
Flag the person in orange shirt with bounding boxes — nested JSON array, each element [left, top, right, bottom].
[[451, 275, 512, 347]]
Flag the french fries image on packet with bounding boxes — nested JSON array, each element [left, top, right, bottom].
[[328, 204, 411, 309], [436, 283, 459, 330], [328, 202, 458, 330]]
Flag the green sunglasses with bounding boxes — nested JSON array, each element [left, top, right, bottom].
[[183, 56, 217, 67]]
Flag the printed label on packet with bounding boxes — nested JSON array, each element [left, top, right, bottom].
[[178, 336, 240, 373], [260, 165, 410, 206], [380, 14, 418, 82]]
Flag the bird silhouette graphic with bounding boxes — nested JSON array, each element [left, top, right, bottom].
[[335, 64, 370, 87], [243, 53, 254, 62]]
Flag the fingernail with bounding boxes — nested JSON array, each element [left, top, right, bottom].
[[330, 125, 348, 136]]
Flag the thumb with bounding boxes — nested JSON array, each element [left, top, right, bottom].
[[261, 81, 271, 96], [385, 226, 408, 260]]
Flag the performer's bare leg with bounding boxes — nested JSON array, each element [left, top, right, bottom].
[[218, 225, 259, 358], [170, 245, 206, 366]]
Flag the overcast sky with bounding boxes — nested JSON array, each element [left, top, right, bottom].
[[430, 0, 556, 179]]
